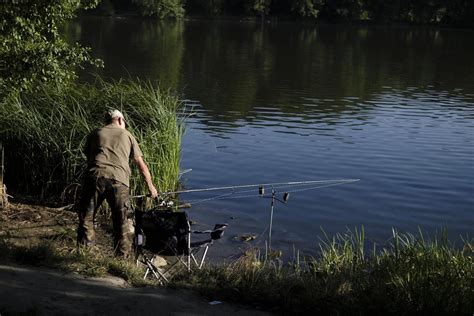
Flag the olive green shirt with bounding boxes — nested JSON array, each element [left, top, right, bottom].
[[84, 124, 143, 187]]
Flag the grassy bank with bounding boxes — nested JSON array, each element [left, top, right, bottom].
[[1, 203, 472, 314], [0, 79, 186, 199], [175, 229, 474, 315]]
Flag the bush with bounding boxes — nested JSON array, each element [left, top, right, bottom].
[[132, 0, 184, 18]]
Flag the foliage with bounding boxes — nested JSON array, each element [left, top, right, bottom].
[[0, 0, 103, 94], [132, 0, 184, 18], [291, 0, 320, 18], [244, 0, 271, 15], [326, 0, 474, 24], [82, 0, 474, 25], [115, 0, 474, 25], [175, 229, 474, 314], [0, 79, 186, 199]]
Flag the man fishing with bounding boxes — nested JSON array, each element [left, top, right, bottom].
[[77, 109, 158, 257]]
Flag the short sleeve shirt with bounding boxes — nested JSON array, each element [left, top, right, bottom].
[[84, 124, 143, 187]]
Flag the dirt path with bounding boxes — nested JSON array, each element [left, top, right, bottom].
[[0, 264, 269, 315]]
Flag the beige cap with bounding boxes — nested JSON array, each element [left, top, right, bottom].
[[108, 109, 124, 119], [105, 109, 125, 123]]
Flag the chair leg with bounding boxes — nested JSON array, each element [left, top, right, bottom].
[[187, 232, 191, 271], [199, 246, 209, 269], [161, 256, 187, 278], [177, 255, 190, 270], [143, 255, 169, 283], [189, 245, 210, 269], [191, 253, 199, 266]]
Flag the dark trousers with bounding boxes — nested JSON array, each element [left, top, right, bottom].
[[77, 177, 133, 257]]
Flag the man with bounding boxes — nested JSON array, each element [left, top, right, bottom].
[[77, 109, 158, 257]]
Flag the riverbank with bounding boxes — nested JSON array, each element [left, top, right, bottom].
[[1, 202, 472, 314], [0, 202, 267, 315], [181, 231, 473, 314]]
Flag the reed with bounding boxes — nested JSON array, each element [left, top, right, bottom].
[[0, 78, 186, 199], [175, 229, 474, 314]]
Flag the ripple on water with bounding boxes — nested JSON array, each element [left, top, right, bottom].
[[183, 88, 473, 256]]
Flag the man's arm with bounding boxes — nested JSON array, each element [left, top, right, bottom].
[[133, 156, 158, 198]]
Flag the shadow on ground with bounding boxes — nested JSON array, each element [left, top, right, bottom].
[[0, 265, 268, 315]]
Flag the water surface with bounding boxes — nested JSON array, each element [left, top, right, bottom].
[[72, 18, 474, 258]]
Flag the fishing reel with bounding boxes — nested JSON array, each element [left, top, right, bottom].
[[258, 185, 290, 203], [258, 185, 290, 251]]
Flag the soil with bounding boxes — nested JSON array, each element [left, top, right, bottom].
[[0, 264, 268, 315], [0, 203, 269, 315], [0, 202, 116, 255]]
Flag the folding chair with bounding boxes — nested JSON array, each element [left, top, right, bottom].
[[134, 209, 228, 283]]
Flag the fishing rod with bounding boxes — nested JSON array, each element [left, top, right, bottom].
[[186, 180, 358, 204], [132, 179, 360, 198], [132, 178, 361, 251]]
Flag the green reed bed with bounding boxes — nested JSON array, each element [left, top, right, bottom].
[[175, 229, 473, 315], [0, 79, 186, 198]]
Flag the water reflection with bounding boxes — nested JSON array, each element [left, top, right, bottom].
[[70, 18, 474, 256], [70, 18, 474, 131], [181, 22, 474, 124], [70, 17, 185, 89]]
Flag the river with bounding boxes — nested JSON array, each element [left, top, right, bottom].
[[72, 17, 474, 259]]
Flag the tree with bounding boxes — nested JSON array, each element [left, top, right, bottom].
[[132, 0, 184, 18], [245, 0, 271, 16], [0, 0, 103, 93], [291, 0, 321, 18]]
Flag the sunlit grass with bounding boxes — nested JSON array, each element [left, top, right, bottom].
[[174, 229, 474, 314], [0, 78, 186, 199]]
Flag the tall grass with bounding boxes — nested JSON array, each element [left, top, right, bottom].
[[0, 78, 186, 199], [175, 229, 474, 315]]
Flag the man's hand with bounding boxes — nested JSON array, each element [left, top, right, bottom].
[[148, 185, 158, 199], [133, 156, 159, 198]]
